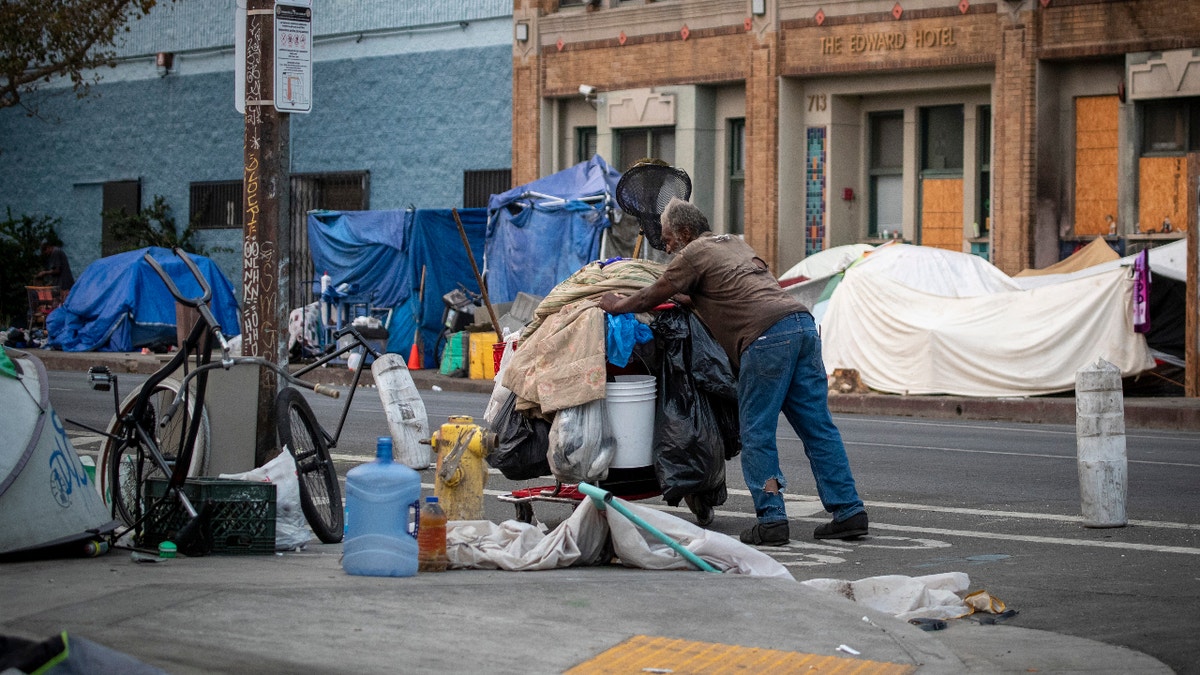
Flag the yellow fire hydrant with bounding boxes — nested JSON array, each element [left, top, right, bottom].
[[422, 415, 496, 521]]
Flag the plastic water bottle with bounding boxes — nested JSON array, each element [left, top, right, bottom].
[[320, 270, 333, 326], [417, 496, 448, 573], [342, 437, 421, 577]]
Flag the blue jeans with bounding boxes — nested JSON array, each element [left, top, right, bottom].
[[737, 312, 864, 524]]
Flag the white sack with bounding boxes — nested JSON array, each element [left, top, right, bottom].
[[447, 498, 792, 579], [801, 572, 974, 621]]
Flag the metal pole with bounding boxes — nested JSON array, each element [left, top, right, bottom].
[[243, 0, 290, 466], [451, 208, 502, 333]]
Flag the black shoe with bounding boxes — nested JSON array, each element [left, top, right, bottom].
[[739, 521, 790, 546], [813, 512, 869, 540], [684, 495, 714, 527]]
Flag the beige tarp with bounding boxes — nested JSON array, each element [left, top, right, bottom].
[[1014, 237, 1120, 277]]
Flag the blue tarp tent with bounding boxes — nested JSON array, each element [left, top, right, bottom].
[[46, 247, 240, 352], [485, 154, 621, 303], [307, 208, 487, 365]]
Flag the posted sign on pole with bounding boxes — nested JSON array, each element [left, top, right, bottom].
[[274, 0, 312, 113]]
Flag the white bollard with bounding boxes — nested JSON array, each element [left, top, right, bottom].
[[1075, 358, 1127, 528]]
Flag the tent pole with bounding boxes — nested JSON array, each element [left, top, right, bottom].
[[452, 208, 503, 335]]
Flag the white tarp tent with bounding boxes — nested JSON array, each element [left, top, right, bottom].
[[819, 244, 1155, 397]]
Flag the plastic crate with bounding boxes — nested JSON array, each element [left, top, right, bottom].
[[143, 477, 276, 555]]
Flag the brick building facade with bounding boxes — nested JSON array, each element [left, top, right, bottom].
[[511, 0, 1198, 274]]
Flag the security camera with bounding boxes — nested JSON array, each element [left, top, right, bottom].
[[578, 84, 595, 96]]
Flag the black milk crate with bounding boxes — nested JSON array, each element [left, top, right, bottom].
[[143, 477, 276, 555]]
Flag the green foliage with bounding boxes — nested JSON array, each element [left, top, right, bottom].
[[0, 208, 62, 326], [103, 195, 227, 256], [0, 0, 166, 115]]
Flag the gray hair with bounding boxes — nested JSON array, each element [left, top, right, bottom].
[[660, 197, 710, 237]]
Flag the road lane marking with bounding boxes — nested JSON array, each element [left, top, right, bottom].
[[847, 440, 1200, 468], [821, 520, 1200, 555]]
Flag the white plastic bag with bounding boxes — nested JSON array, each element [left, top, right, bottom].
[[484, 334, 519, 428], [220, 449, 312, 551], [547, 398, 616, 484]]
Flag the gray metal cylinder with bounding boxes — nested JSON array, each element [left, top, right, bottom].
[[1075, 358, 1127, 528]]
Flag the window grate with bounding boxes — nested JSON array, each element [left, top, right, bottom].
[[463, 168, 512, 208], [189, 181, 243, 230]]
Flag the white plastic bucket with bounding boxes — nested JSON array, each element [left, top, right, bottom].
[[604, 375, 656, 468]]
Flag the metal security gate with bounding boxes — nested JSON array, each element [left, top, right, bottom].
[[287, 171, 369, 310]]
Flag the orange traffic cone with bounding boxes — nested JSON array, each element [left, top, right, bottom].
[[407, 341, 421, 370]]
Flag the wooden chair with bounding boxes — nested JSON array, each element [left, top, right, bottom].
[[26, 286, 65, 330]]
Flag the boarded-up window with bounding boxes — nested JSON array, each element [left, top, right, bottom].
[[1074, 96, 1119, 236], [920, 178, 964, 251], [1138, 156, 1189, 233]]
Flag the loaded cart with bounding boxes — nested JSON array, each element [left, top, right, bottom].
[[490, 296, 740, 526]]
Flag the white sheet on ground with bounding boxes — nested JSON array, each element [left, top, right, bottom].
[[821, 258, 1155, 397], [801, 572, 977, 621], [447, 498, 793, 579]]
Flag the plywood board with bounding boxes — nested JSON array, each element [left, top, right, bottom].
[[1139, 155, 1190, 233], [920, 178, 963, 250], [1074, 96, 1120, 236]]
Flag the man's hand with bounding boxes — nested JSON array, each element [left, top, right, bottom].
[[598, 292, 626, 315]]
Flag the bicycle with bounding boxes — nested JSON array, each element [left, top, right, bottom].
[[80, 248, 383, 551]]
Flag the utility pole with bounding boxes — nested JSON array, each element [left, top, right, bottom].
[[243, 0, 290, 466]]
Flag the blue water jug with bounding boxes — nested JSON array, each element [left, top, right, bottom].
[[342, 437, 421, 577]]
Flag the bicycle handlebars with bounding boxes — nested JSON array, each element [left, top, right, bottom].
[[144, 248, 233, 358]]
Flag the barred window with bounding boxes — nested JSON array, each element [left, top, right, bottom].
[[463, 168, 512, 208], [189, 180, 243, 229]]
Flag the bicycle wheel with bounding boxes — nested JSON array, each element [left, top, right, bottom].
[[275, 387, 344, 543], [98, 377, 210, 526]]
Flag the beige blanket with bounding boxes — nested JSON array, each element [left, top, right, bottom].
[[503, 259, 666, 416]]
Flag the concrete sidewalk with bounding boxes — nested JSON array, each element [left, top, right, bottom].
[[0, 542, 1171, 674], [3, 347, 1181, 672], [33, 348, 1200, 430]]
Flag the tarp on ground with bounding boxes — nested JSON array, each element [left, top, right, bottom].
[[46, 247, 240, 352], [819, 244, 1155, 397], [307, 208, 487, 363], [485, 154, 622, 304]]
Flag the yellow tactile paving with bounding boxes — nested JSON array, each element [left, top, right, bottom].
[[566, 635, 917, 675]]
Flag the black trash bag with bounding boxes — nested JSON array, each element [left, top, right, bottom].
[[684, 312, 741, 461], [649, 308, 740, 506], [488, 391, 553, 480]]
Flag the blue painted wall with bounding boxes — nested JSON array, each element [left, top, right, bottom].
[[0, 1, 512, 304]]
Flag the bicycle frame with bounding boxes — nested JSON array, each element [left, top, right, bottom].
[[287, 325, 383, 450]]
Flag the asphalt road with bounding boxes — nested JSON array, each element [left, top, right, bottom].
[[50, 371, 1200, 674]]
